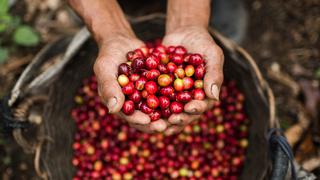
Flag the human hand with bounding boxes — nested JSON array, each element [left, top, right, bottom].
[[94, 34, 169, 132], [162, 26, 224, 135]]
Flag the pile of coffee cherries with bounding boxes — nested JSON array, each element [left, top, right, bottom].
[[118, 43, 206, 121], [71, 75, 249, 180]]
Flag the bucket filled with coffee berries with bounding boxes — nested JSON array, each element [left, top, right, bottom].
[[71, 40, 249, 179], [7, 16, 282, 180]]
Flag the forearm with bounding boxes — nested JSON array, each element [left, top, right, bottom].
[[67, 0, 135, 44], [166, 0, 211, 33]]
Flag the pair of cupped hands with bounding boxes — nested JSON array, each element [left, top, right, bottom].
[[94, 26, 224, 135]]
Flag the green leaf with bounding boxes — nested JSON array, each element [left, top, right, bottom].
[[0, 47, 8, 63], [0, 14, 12, 32], [13, 25, 40, 46], [316, 68, 320, 79], [0, 0, 8, 15]]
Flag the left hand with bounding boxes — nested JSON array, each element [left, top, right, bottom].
[[162, 26, 224, 135]]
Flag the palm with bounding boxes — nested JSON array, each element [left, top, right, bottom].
[[161, 27, 224, 134]]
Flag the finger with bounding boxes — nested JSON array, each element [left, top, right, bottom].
[[118, 111, 150, 125], [150, 119, 168, 132], [94, 40, 144, 113], [129, 123, 153, 133], [168, 113, 200, 125], [184, 100, 208, 114], [164, 125, 185, 136], [94, 54, 126, 113], [203, 44, 224, 100]]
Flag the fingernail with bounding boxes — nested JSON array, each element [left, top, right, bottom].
[[211, 84, 220, 101], [151, 120, 166, 132], [107, 97, 117, 113]]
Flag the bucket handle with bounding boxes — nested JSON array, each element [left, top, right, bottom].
[[268, 128, 297, 180]]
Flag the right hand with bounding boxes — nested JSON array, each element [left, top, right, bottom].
[[94, 34, 168, 132]]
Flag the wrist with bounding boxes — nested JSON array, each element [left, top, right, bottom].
[[68, 0, 135, 45], [97, 31, 137, 48], [167, 25, 207, 33], [166, 0, 211, 34], [92, 23, 135, 46]]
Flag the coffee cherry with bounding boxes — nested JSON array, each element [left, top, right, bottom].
[[166, 46, 176, 54], [161, 108, 172, 118], [174, 78, 184, 91], [140, 47, 149, 57], [94, 160, 103, 171], [176, 91, 192, 103], [122, 82, 134, 95], [118, 63, 131, 76], [132, 58, 145, 72], [183, 54, 191, 63], [195, 64, 205, 79], [158, 64, 168, 74], [159, 96, 170, 109], [185, 65, 195, 77], [127, 51, 144, 62], [152, 50, 161, 57], [118, 74, 129, 87], [149, 110, 161, 121], [169, 91, 177, 101], [140, 102, 153, 114], [194, 80, 204, 89], [174, 46, 187, 56], [169, 74, 175, 83], [145, 55, 159, 69], [141, 90, 149, 99], [158, 74, 172, 87], [145, 81, 157, 95], [167, 62, 177, 73], [129, 73, 140, 82], [170, 54, 183, 65], [141, 69, 149, 78], [159, 53, 169, 64], [136, 101, 144, 110], [189, 54, 204, 66], [122, 100, 135, 115], [183, 77, 194, 90], [154, 45, 166, 53], [174, 67, 185, 79], [134, 49, 145, 58], [129, 90, 142, 103], [146, 69, 160, 80], [160, 86, 175, 96], [135, 77, 147, 90], [170, 102, 184, 113], [193, 88, 205, 100], [147, 95, 160, 109]]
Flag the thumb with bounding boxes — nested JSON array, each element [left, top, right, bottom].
[[94, 56, 125, 113], [204, 44, 224, 100]]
